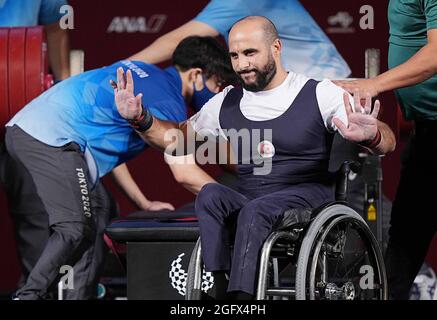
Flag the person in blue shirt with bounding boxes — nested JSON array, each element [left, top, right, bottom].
[[0, 0, 71, 295], [0, 0, 70, 81], [4, 36, 235, 300], [131, 0, 351, 80]]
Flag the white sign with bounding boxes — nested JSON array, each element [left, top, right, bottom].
[[107, 15, 167, 33]]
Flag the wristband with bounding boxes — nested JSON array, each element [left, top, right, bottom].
[[359, 129, 381, 149], [128, 107, 153, 132]]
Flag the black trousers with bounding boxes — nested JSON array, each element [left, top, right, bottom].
[[386, 120, 437, 299], [3, 125, 116, 299], [0, 141, 49, 286]]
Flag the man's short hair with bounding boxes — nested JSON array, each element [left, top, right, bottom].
[[172, 36, 237, 85], [229, 16, 279, 45], [259, 16, 279, 44]]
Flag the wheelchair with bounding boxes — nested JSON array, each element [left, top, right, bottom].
[[185, 161, 388, 300]]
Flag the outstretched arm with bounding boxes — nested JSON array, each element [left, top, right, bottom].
[[334, 29, 437, 96], [129, 21, 219, 64], [112, 68, 221, 195], [111, 67, 197, 154], [333, 91, 396, 155]]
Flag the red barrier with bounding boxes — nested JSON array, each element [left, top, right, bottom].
[[0, 26, 51, 138], [25, 26, 48, 104], [0, 28, 9, 138], [8, 28, 26, 118], [0, 27, 52, 291]]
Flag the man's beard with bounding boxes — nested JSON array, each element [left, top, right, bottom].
[[237, 56, 277, 92]]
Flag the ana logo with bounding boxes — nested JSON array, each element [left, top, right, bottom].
[[107, 15, 167, 33], [257, 140, 275, 159], [326, 12, 355, 34], [169, 253, 215, 296]]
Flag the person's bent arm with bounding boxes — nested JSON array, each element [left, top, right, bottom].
[[45, 21, 70, 81], [375, 29, 437, 92], [110, 163, 175, 211], [129, 21, 219, 64], [334, 29, 437, 96]]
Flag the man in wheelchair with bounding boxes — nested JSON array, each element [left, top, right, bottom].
[[113, 16, 396, 299]]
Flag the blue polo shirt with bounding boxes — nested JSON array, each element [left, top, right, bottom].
[[7, 60, 188, 183]]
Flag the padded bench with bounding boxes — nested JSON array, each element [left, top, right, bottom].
[[106, 219, 199, 243], [104, 203, 200, 300]]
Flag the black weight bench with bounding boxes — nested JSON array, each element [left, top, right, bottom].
[[104, 202, 199, 300]]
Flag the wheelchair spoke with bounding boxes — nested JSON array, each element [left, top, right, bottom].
[[331, 222, 348, 279], [307, 216, 385, 300]]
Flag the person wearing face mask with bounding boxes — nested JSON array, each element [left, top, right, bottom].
[[191, 75, 218, 112], [4, 36, 235, 300]]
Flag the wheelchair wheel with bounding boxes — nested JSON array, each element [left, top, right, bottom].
[[295, 204, 387, 300], [185, 238, 202, 300]]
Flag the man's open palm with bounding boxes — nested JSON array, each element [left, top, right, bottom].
[[333, 90, 380, 143], [111, 67, 143, 120]]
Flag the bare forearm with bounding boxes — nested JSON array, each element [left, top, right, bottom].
[[45, 22, 70, 81], [128, 21, 219, 64], [369, 121, 396, 155], [111, 163, 149, 208], [129, 35, 176, 64], [176, 167, 216, 194], [166, 154, 216, 194], [137, 118, 193, 155], [375, 42, 437, 92]]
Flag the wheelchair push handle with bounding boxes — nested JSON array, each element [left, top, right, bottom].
[[335, 160, 362, 202]]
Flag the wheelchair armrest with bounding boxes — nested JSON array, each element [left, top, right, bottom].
[[334, 160, 361, 202]]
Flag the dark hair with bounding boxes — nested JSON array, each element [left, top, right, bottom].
[[172, 36, 237, 85]]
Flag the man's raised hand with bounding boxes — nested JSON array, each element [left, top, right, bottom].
[[333, 90, 380, 144], [111, 67, 143, 120]]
